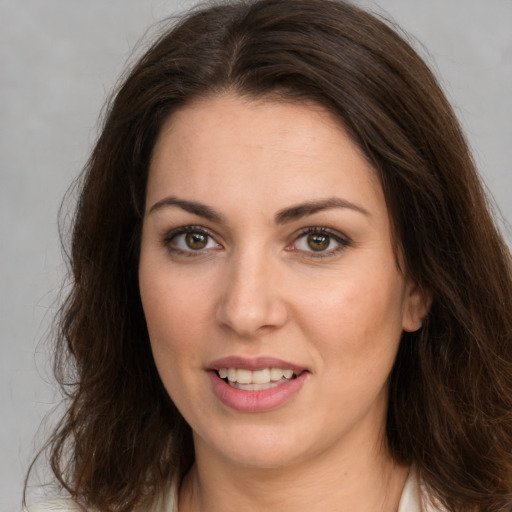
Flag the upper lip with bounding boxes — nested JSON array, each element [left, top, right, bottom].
[[208, 356, 307, 373]]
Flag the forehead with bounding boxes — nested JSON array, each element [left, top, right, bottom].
[[147, 93, 384, 222]]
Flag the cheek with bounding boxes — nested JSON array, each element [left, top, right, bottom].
[[142, 284, 205, 355], [139, 259, 207, 367], [294, 268, 406, 364], [300, 275, 405, 418], [139, 276, 210, 416]]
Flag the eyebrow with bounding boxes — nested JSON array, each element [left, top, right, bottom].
[[148, 196, 225, 223], [275, 197, 370, 224], [148, 195, 369, 223]]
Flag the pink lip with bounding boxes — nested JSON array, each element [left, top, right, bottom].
[[208, 356, 307, 373], [207, 356, 309, 413]]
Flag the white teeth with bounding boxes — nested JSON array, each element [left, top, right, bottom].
[[227, 368, 237, 382], [218, 367, 299, 385], [236, 369, 252, 384], [252, 368, 270, 384], [283, 369, 294, 379], [270, 367, 284, 381]]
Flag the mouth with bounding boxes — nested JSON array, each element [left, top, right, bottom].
[[208, 357, 309, 412], [216, 367, 303, 391]]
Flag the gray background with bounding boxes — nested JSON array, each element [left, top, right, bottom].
[[1, 1, 511, 510]]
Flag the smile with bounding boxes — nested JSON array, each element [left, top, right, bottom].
[[217, 367, 301, 390], [208, 362, 308, 412]]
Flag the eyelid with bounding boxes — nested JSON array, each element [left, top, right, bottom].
[[161, 224, 350, 259], [162, 225, 222, 255], [289, 226, 351, 258]]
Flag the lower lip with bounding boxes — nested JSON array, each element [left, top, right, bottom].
[[208, 371, 308, 412]]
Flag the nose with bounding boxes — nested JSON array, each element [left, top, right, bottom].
[[215, 250, 289, 338]]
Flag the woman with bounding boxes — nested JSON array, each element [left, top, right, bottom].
[[26, 0, 512, 511]]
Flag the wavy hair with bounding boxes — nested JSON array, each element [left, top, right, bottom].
[[29, 1, 512, 511]]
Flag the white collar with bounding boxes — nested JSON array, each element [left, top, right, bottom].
[[398, 468, 422, 512], [398, 468, 445, 512]]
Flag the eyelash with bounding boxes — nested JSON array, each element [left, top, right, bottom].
[[162, 225, 351, 259], [289, 226, 351, 259], [162, 226, 220, 257]]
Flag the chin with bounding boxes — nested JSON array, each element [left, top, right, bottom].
[[221, 445, 306, 470], [193, 421, 327, 470]]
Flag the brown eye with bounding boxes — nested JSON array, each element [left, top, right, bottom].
[[185, 232, 208, 250], [307, 233, 330, 251], [167, 227, 220, 254], [291, 227, 349, 257]]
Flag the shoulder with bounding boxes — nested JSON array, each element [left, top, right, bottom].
[[24, 498, 85, 512]]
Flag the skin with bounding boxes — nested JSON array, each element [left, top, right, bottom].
[[139, 93, 428, 512]]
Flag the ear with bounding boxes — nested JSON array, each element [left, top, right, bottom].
[[402, 280, 432, 333]]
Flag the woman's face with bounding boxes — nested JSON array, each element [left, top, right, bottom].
[[139, 94, 425, 470]]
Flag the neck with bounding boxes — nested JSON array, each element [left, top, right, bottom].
[[179, 434, 409, 512]]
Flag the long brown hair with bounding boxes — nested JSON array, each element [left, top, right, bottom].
[[29, 1, 512, 511]]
